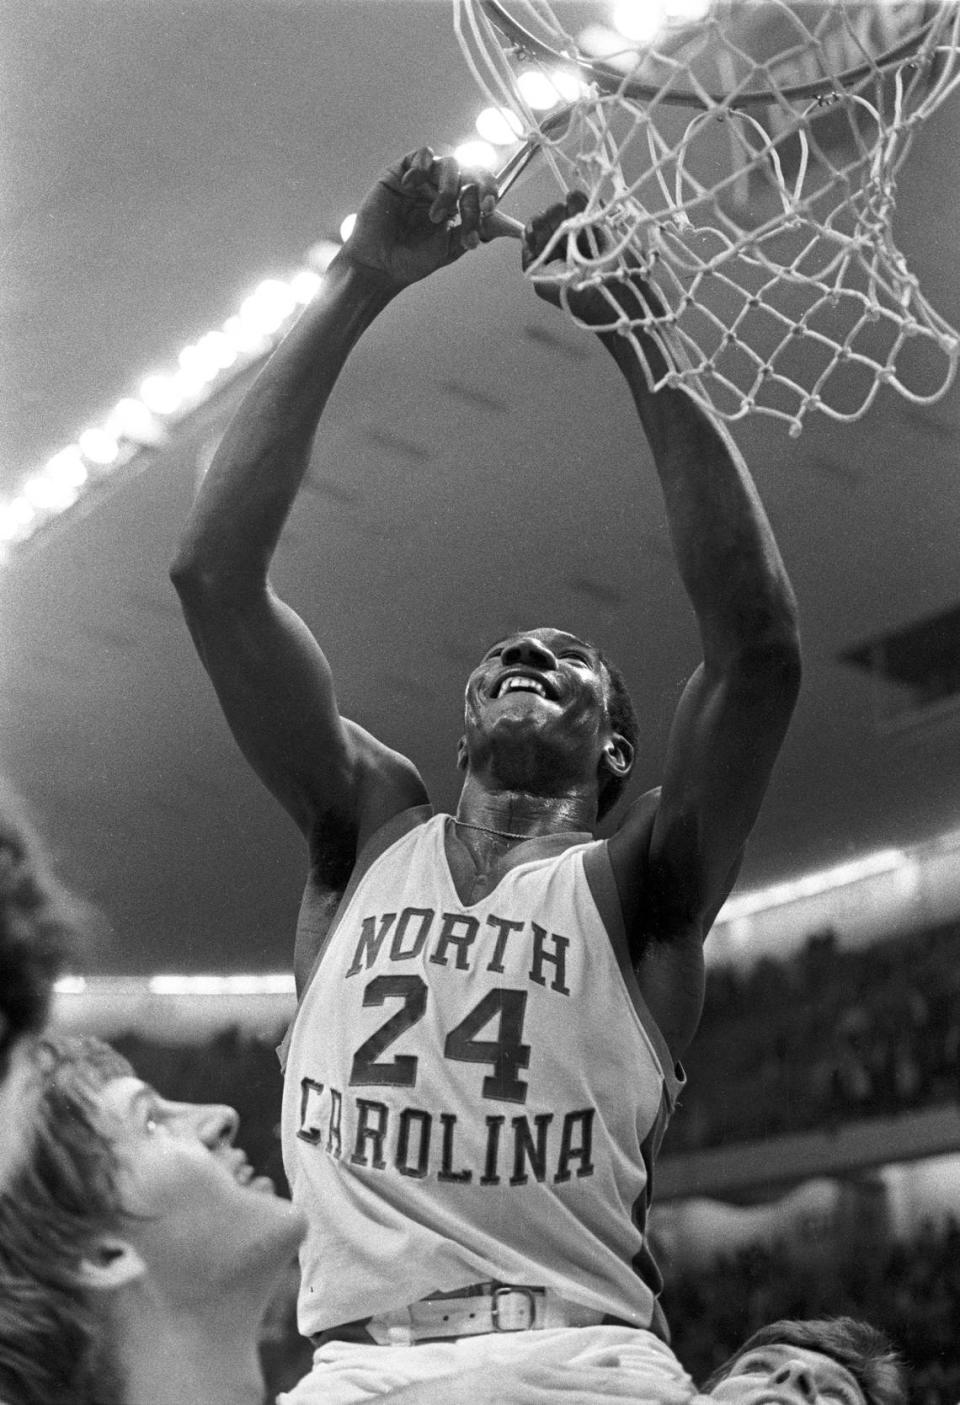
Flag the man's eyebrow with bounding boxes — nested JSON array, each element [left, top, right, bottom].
[[121, 1082, 160, 1117]]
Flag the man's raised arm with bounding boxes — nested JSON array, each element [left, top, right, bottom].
[[171, 150, 506, 851], [524, 196, 801, 1048]]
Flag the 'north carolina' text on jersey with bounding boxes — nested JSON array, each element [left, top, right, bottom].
[[280, 808, 684, 1338]]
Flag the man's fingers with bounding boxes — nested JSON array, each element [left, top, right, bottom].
[[481, 209, 525, 242], [429, 155, 461, 223], [399, 146, 436, 186]]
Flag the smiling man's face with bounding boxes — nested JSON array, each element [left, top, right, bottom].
[[460, 627, 619, 791], [709, 1344, 868, 1405]]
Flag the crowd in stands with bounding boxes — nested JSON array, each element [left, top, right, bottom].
[[667, 921, 960, 1152]]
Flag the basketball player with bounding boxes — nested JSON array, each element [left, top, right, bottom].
[[171, 148, 801, 1379]]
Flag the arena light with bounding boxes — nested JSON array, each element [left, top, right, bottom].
[[237, 278, 298, 337], [306, 239, 341, 273], [22, 471, 80, 513], [475, 105, 524, 146], [1, 99, 552, 562], [104, 397, 164, 446], [222, 312, 270, 356], [53, 975, 87, 995], [717, 847, 908, 924], [578, 23, 642, 69], [664, 0, 711, 21], [610, 0, 668, 44], [291, 268, 323, 304], [148, 973, 295, 996], [46, 446, 89, 488], [454, 139, 498, 171], [0, 496, 36, 542], [77, 426, 120, 466], [140, 372, 187, 417]]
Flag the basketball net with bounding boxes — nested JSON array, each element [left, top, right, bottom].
[[455, 0, 960, 436]]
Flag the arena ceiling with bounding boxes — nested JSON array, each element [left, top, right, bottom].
[[4, 0, 960, 974]]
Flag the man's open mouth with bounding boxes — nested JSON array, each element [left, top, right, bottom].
[[492, 674, 555, 700]]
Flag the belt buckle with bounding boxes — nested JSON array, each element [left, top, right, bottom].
[[491, 1286, 536, 1332]]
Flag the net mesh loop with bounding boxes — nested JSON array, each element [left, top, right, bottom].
[[455, 0, 960, 435]]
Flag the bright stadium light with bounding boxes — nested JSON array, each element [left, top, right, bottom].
[[237, 279, 297, 337], [140, 373, 186, 416], [22, 472, 80, 512], [517, 66, 587, 109], [548, 68, 588, 103], [610, 0, 668, 44], [664, 0, 710, 21], [222, 313, 269, 355], [148, 973, 295, 996], [77, 427, 120, 466], [454, 139, 498, 171], [579, 23, 641, 65], [717, 848, 908, 923], [517, 69, 554, 110], [291, 268, 323, 304], [0, 496, 36, 540], [475, 105, 523, 145], [45, 445, 88, 488], [105, 398, 162, 445], [53, 975, 87, 995]]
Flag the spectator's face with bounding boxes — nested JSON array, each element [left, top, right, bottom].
[[0, 1034, 41, 1185], [93, 1076, 306, 1297], [709, 1344, 867, 1405]]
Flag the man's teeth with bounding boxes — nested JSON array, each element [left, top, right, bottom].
[[500, 677, 547, 698]]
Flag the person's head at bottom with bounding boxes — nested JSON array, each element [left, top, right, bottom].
[[705, 1317, 906, 1405], [0, 1034, 306, 1405]]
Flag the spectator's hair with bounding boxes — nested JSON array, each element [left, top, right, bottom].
[[705, 1316, 906, 1405], [0, 787, 86, 1072], [0, 1034, 134, 1405]]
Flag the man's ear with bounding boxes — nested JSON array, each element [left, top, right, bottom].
[[601, 734, 634, 782], [78, 1236, 146, 1292], [456, 735, 468, 772]]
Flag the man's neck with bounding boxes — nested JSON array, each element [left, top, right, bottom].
[[455, 776, 597, 838], [118, 1301, 267, 1405]]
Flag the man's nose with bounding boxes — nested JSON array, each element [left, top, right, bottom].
[[501, 636, 556, 670], [176, 1101, 240, 1148], [770, 1363, 817, 1401]]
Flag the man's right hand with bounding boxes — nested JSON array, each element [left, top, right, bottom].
[[342, 146, 514, 290]]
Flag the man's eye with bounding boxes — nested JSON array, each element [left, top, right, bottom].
[[144, 1105, 169, 1134]]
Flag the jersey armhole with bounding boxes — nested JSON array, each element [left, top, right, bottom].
[[277, 802, 434, 1071], [582, 842, 686, 1108]]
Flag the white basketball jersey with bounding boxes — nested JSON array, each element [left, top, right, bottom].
[[280, 808, 683, 1340]]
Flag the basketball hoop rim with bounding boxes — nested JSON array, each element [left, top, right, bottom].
[[478, 0, 944, 111]]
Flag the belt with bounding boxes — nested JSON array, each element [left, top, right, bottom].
[[316, 1282, 614, 1347]]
